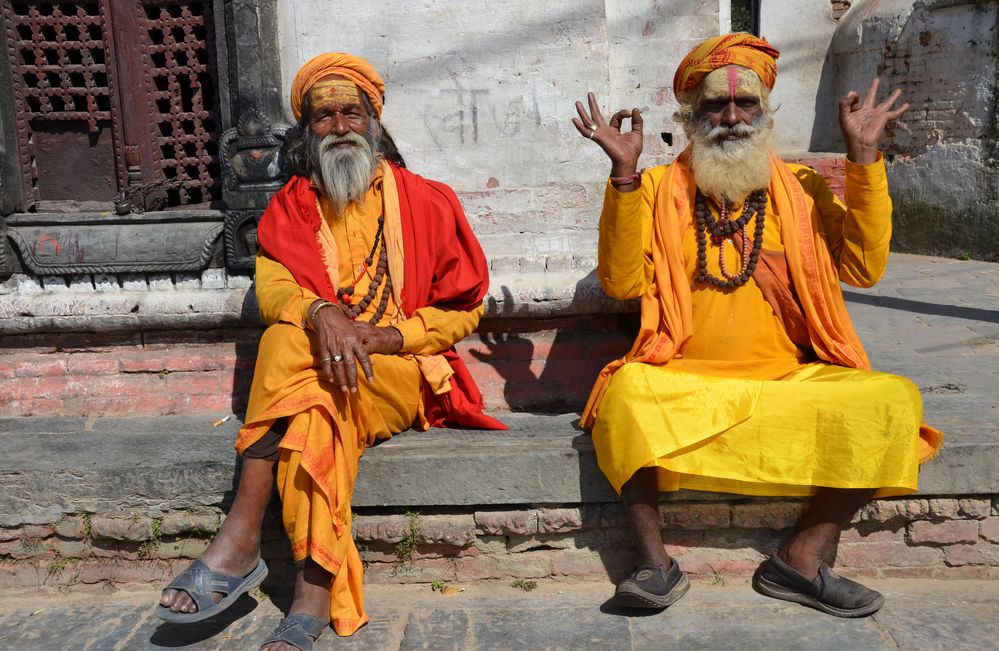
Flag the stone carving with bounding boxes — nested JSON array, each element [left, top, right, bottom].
[[2, 213, 224, 276], [219, 108, 290, 210], [223, 209, 262, 271], [0, 227, 14, 281]]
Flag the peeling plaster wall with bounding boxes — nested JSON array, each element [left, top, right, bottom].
[[275, 2, 724, 262], [830, 0, 999, 260]]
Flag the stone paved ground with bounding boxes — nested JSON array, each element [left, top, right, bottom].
[[1, 578, 997, 650]]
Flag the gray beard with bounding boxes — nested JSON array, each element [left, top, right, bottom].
[[308, 130, 379, 214], [689, 114, 774, 203]]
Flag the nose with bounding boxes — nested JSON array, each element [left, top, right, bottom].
[[330, 112, 350, 135], [721, 100, 740, 126]]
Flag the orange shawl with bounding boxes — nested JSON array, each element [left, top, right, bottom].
[[582, 151, 942, 461]]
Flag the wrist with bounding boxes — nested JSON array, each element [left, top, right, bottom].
[[387, 325, 404, 353]]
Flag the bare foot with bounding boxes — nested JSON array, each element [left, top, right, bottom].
[[262, 562, 331, 650]]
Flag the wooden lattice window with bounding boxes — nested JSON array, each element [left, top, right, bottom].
[[2, 0, 221, 210]]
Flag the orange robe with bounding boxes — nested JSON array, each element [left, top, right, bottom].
[[237, 164, 483, 635], [584, 152, 942, 498]]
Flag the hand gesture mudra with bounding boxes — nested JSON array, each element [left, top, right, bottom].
[[572, 92, 644, 184], [839, 77, 910, 166]]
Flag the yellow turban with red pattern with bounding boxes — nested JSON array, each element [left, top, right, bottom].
[[672, 34, 780, 101], [291, 52, 385, 121]]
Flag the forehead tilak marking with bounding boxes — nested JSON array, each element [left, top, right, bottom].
[[309, 78, 362, 107], [726, 65, 739, 99]]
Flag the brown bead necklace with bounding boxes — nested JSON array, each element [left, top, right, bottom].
[[694, 190, 766, 289], [335, 215, 393, 325]]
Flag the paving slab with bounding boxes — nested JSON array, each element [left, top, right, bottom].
[[0, 579, 996, 650]]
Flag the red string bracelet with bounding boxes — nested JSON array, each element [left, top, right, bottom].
[[609, 174, 641, 186]]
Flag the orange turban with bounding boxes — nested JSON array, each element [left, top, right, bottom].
[[290, 52, 386, 121], [672, 34, 780, 101]]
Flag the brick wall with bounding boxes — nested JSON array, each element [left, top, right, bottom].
[[3, 495, 996, 591]]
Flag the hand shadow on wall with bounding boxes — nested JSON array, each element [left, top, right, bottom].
[[468, 278, 637, 413]]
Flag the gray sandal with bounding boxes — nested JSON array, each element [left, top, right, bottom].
[[155, 557, 268, 623], [261, 613, 328, 650]]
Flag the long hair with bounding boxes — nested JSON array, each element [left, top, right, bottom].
[[281, 93, 406, 180]]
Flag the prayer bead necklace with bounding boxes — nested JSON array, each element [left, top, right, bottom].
[[335, 215, 393, 325], [694, 190, 766, 289]]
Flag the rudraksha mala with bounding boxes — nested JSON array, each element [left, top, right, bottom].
[[694, 190, 766, 289], [335, 215, 393, 324]]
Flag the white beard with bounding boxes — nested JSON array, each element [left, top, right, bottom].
[[310, 130, 378, 214], [689, 114, 774, 203]]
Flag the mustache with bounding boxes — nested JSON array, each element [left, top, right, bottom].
[[319, 131, 368, 151], [704, 121, 757, 143]]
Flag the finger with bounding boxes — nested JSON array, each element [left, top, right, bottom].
[[839, 91, 859, 117], [330, 352, 349, 393], [630, 108, 644, 133], [886, 102, 910, 120], [571, 117, 595, 139], [574, 100, 593, 126], [356, 347, 375, 383], [341, 341, 360, 393], [587, 92, 607, 126], [608, 108, 631, 130], [876, 88, 903, 112], [863, 77, 880, 108]]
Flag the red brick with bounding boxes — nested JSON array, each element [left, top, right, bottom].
[[731, 502, 805, 530], [162, 373, 222, 396], [0, 360, 16, 379], [981, 517, 999, 543], [836, 542, 943, 569], [662, 504, 731, 530], [184, 394, 233, 412], [13, 399, 64, 416], [118, 353, 167, 373], [537, 508, 585, 533], [943, 543, 999, 567], [474, 510, 538, 536], [15, 356, 68, 377], [64, 355, 120, 375], [909, 520, 979, 545]]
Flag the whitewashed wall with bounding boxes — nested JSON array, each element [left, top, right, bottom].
[[275, 1, 726, 261]]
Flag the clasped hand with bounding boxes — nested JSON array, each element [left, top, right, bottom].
[[311, 300, 402, 394]]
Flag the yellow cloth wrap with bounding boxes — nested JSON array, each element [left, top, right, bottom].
[[236, 324, 422, 636], [672, 33, 781, 100], [593, 364, 923, 498], [587, 153, 942, 499], [291, 52, 385, 120]]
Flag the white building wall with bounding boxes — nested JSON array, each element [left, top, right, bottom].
[[275, 2, 723, 261], [759, 0, 841, 154]]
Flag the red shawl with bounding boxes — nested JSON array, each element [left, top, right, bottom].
[[256, 165, 506, 430]]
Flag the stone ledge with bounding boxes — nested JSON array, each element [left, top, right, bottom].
[[0, 412, 994, 528]]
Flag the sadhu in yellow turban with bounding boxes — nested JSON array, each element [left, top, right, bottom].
[[672, 33, 780, 101], [290, 52, 386, 121]]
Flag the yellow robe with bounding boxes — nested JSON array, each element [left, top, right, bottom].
[[591, 157, 930, 499], [237, 165, 481, 636]]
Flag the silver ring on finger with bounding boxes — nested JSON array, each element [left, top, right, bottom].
[[332, 354, 344, 363], [588, 125, 597, 140]]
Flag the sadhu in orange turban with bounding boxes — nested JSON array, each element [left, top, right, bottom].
[[290, 52, 386, 121], [672, 33, 781, 101]]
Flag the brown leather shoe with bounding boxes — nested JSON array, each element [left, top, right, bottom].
[[752, 552, 884, 618]]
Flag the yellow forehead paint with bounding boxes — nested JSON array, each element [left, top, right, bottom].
[[308, 78, 362, 109], [700, 65, 765, 101]]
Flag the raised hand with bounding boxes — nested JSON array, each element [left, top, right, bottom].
[[572, 92, 644, 180], [311, 300, 374, 394], [839, 77, 910, 166]]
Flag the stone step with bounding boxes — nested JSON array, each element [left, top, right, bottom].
[[0, 411, 994, 526]]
